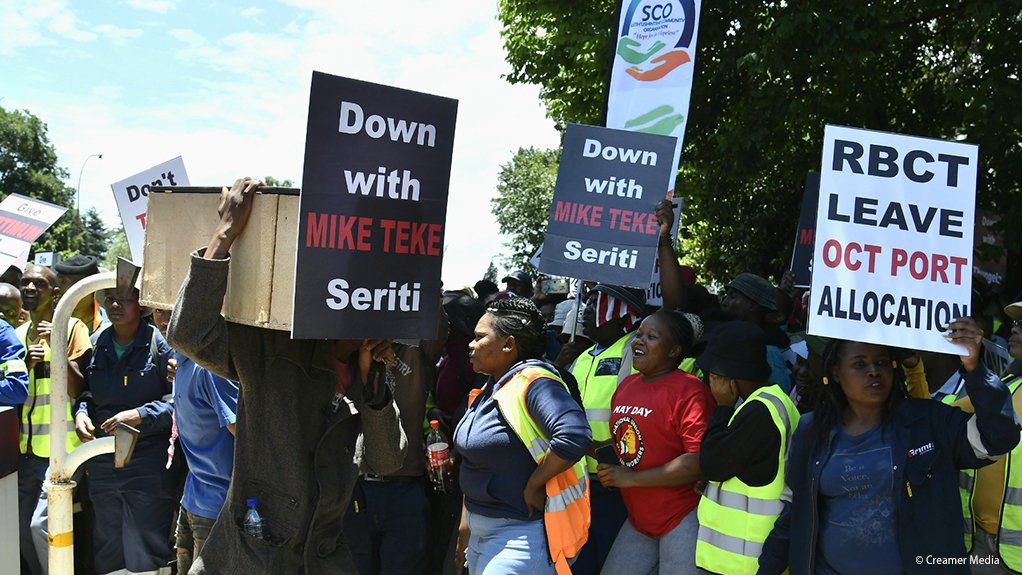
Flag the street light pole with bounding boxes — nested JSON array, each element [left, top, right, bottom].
[[75, 153, 103, 232]]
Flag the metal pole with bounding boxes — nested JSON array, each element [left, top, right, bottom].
[[75, 153, 102, 233], [48, 272, 115, 574]]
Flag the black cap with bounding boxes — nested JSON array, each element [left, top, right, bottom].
[[54, 254, 100, 276], [502, 270, 533, 286], [697, 320, 771, 381], [726, 273, 778, 311]]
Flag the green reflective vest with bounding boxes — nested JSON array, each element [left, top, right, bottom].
[[570, 332, 636, 474], [16, 320, 82, 457], [696, 384, 800, 575], [943, 372, 1022, 571]]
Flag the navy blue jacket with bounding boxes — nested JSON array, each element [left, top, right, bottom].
[[758, 362, 1019, 575]]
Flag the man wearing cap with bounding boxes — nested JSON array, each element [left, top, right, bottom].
[[501, 270, 533, 298], [568, 283, 647, 574], [694, 321, 800, 575], [54, 254, 108, 335], [719, 273, 794, 392], [940, 294, 1022, 572], [16, 265, 93, 575]]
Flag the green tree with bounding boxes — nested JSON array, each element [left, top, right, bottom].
[[499, 1, 1022, 285], [103, 227, 131, 270], [264, 176, 295, 187], [77, 208, 112, 260], [483, 260, 499, 283], [0, 105, 102, 256], [490, 147, 561, 271]]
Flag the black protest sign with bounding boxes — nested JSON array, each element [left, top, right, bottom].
[[540, 123, 677, 288], [293, 72, 457, 339], [789, 172, 820, 288]]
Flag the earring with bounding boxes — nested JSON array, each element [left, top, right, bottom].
[[822, 377, 829, 386]]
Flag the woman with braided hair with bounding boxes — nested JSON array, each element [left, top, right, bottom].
[[453, 296, 591, 574], [597, 310, 715, 574]]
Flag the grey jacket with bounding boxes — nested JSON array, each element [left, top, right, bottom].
[[167, 252, 407, 575]]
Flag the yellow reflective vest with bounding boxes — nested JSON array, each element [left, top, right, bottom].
[[943, 372, 1022, 571], [487, 365, 590, 575], [570, 332, 636, 474], [696, 385, 800, 575], [16, 320, 82, 457]]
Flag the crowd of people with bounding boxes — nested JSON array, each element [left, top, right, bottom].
[[2, 176, 1021, 575]]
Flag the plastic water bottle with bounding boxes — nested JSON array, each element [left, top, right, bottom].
[[244, 497, 266, 540], [426, 420, 453, 493]]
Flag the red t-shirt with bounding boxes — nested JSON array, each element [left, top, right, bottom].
[[610, 370, 715, 536]]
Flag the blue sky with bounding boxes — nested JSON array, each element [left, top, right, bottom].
[[1, 0, 560, 287]]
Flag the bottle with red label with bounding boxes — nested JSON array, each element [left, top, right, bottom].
[[426, 420, 452, 493]]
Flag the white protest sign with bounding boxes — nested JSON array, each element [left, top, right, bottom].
[[808, 125, 977, 355], [110, 157, 189, 263], [0, 194, 68, 272]]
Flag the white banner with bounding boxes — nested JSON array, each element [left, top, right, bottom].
[[110, 156, 189, 264], [808, 125, 978, 355], [0, 194, 68, 272], [607, 0, 700, 304]]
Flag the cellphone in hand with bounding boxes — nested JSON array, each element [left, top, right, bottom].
[[594, 444, 620, 466]]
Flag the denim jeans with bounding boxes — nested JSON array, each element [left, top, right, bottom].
[[571, 478, 628, 575], [465, 511, 554, 574], [601, 510, 700, 575]]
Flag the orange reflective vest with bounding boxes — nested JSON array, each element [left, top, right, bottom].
[[476, 365, 591, 574]]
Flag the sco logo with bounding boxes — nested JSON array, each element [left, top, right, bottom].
[[641, 3, 674, 21]]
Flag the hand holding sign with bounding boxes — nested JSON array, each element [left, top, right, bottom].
[[946, 316, 985, 373], [206, 177, 264, 260], [655, 199, 674, 241]]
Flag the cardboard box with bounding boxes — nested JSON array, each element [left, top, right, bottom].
[[140, 188, 298, 331]]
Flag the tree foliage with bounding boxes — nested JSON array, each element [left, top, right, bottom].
[[498, 1, 1022, 286], [483, 260, 499, 283], [264, 176, 295, 187], [0, 105, 108, 257], [103, 226, 131, 270], [490, 147, 561, 271]]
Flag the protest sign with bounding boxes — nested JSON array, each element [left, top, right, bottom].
[[807, 125, 978, 355], [606, 0, 701, 303], [539, 123, 676, 288], [110, 157, 189, 263], [973, 210, 1006, 286], [0, 194, 68, 272], [293, 72, 457, 339], [789, 172, 820, 288]]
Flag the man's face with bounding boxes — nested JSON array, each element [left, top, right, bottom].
[[152, 308, 172, 338], [0, 292, 23, 325], [504, 279, 522, 295], [103, 289, 141, 328], [56, 273, 88, 294], [1009, 319, 1022, 361], [720, 287, 759, 321], [20, 267, 57, 313]]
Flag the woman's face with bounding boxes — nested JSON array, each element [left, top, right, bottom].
[[631, 313, 681, 377], [103, 289, 141, 329], [833, 342, 894, 409], [469, 313, 511, 376]]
